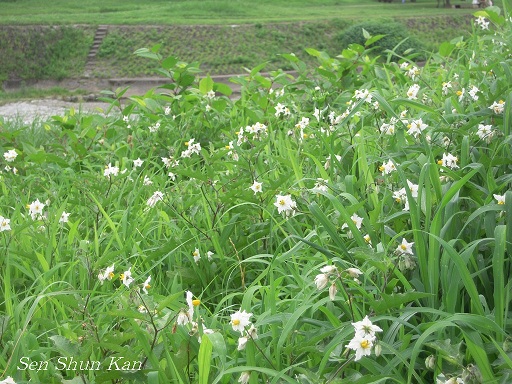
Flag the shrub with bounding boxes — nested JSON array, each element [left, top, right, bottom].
[[338, 20, 426, 60]]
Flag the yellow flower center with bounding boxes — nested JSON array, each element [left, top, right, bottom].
[[437, 160, 443, 165], [499, 100, 505, 104], [401, 244, 407, 250], [378, 166, 385, 172], [498, 200, 505, 205], [185, 141, 190, 146], [145, 284, 151, 290], [456, 90, 463, 96], [192, 299, 201, 306], [120, 274, 125, 280], [108, 272, 115, 279], [279, 199, 286, 206], [360, 339, 370, 349], [232, 319, 240, 326]]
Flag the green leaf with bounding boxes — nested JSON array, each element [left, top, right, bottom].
[[133, 47, 161, 61], [369, 292, 432, 313], [198, 334, 213, 384], [199, 75, 214, 94], [213, 82, 232, 96], [439, 41, 455, 57], [49, 335, 80, 357]]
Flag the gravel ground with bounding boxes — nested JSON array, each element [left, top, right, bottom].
[[0, 99, 115, 124]]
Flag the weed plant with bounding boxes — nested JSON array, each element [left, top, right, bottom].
[[0, 5, 511, 384]]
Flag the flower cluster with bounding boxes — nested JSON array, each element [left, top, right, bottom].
[[181, 138, 202, 158], [230, 309, 258, 351], [274, 194, 297, 217], [346, 316, 383, 361], [98, 264, 150, 292]]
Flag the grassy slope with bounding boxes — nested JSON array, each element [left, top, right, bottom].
[[94, 16, 474, 77], [0, 0, 486, 24], [0, 0, 491, 88]]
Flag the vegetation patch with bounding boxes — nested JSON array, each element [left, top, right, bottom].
[[0, 26, 94, 81], [0, 6, 510, 384]]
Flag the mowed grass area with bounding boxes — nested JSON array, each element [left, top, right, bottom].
[[0, 0, 492, 25]]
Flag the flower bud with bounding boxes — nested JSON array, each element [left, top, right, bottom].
[[329, 283, 337, 301], [425, 355, 435, 370]]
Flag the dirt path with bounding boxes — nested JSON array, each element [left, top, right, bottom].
[[0, 99, 115, 124]]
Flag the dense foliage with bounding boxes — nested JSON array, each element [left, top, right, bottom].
[[338, 20, 426, 60], [1, 5, 511, 384], [0, 26, 94, 81]]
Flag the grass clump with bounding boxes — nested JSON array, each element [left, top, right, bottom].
[[338, 19, 426, 60]]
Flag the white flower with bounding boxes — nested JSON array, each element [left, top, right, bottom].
[[142, 276, 151, 294], [475, 15, 489, 30], [406, 180, 419, 198], [237, 336, 249, 350], [313, 107, 321, 121], [0, 216, 11, 232], [121, 267, 134, 288], [379, 159, 397, 175], [181, 138, 202, 158], [59, 211, 70, 223], [406, 84, 420, 100], [98, 264, 115, 284], [231, 309, 253, 333], [206, 90, 215, 99], [250, 181, 263, 195], [28, 199, 45, 220], [396, 238, 414, 255], [489, 100, 505, 114], [314, 273, 329, 290], [457, 88, 465, 102], [274, 194, 297, 217], [192, 248, 201, 263], [312, 179, 329, 193], [206, 251, 214, 260], [439, 153, 459, 169], [468, 85, 479, 101], [147, 191, 164, 207], [177, 310, 191, 325], [104, 163, 119, 177], [407, 118, 428, 138], [346, 335, 374, 361], [352, 315, 383, 339], [342, 213, 363, 230], [186, 290, 195, 319], [133, 158, 144, 168], [143, 175, 153, 186], [238, 372, 251, 384], [476, 124, 493, 140], [3, 149, 18, 162], [494, 194, 506, 205], [0, 376, 16, 384], [164, 106, 171, 115], [442, 81, 452, 95], [407, 66, 420, 79]]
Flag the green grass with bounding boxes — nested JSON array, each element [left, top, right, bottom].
[[0, 5, 511, 383], [0, 0, 494, 25]]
